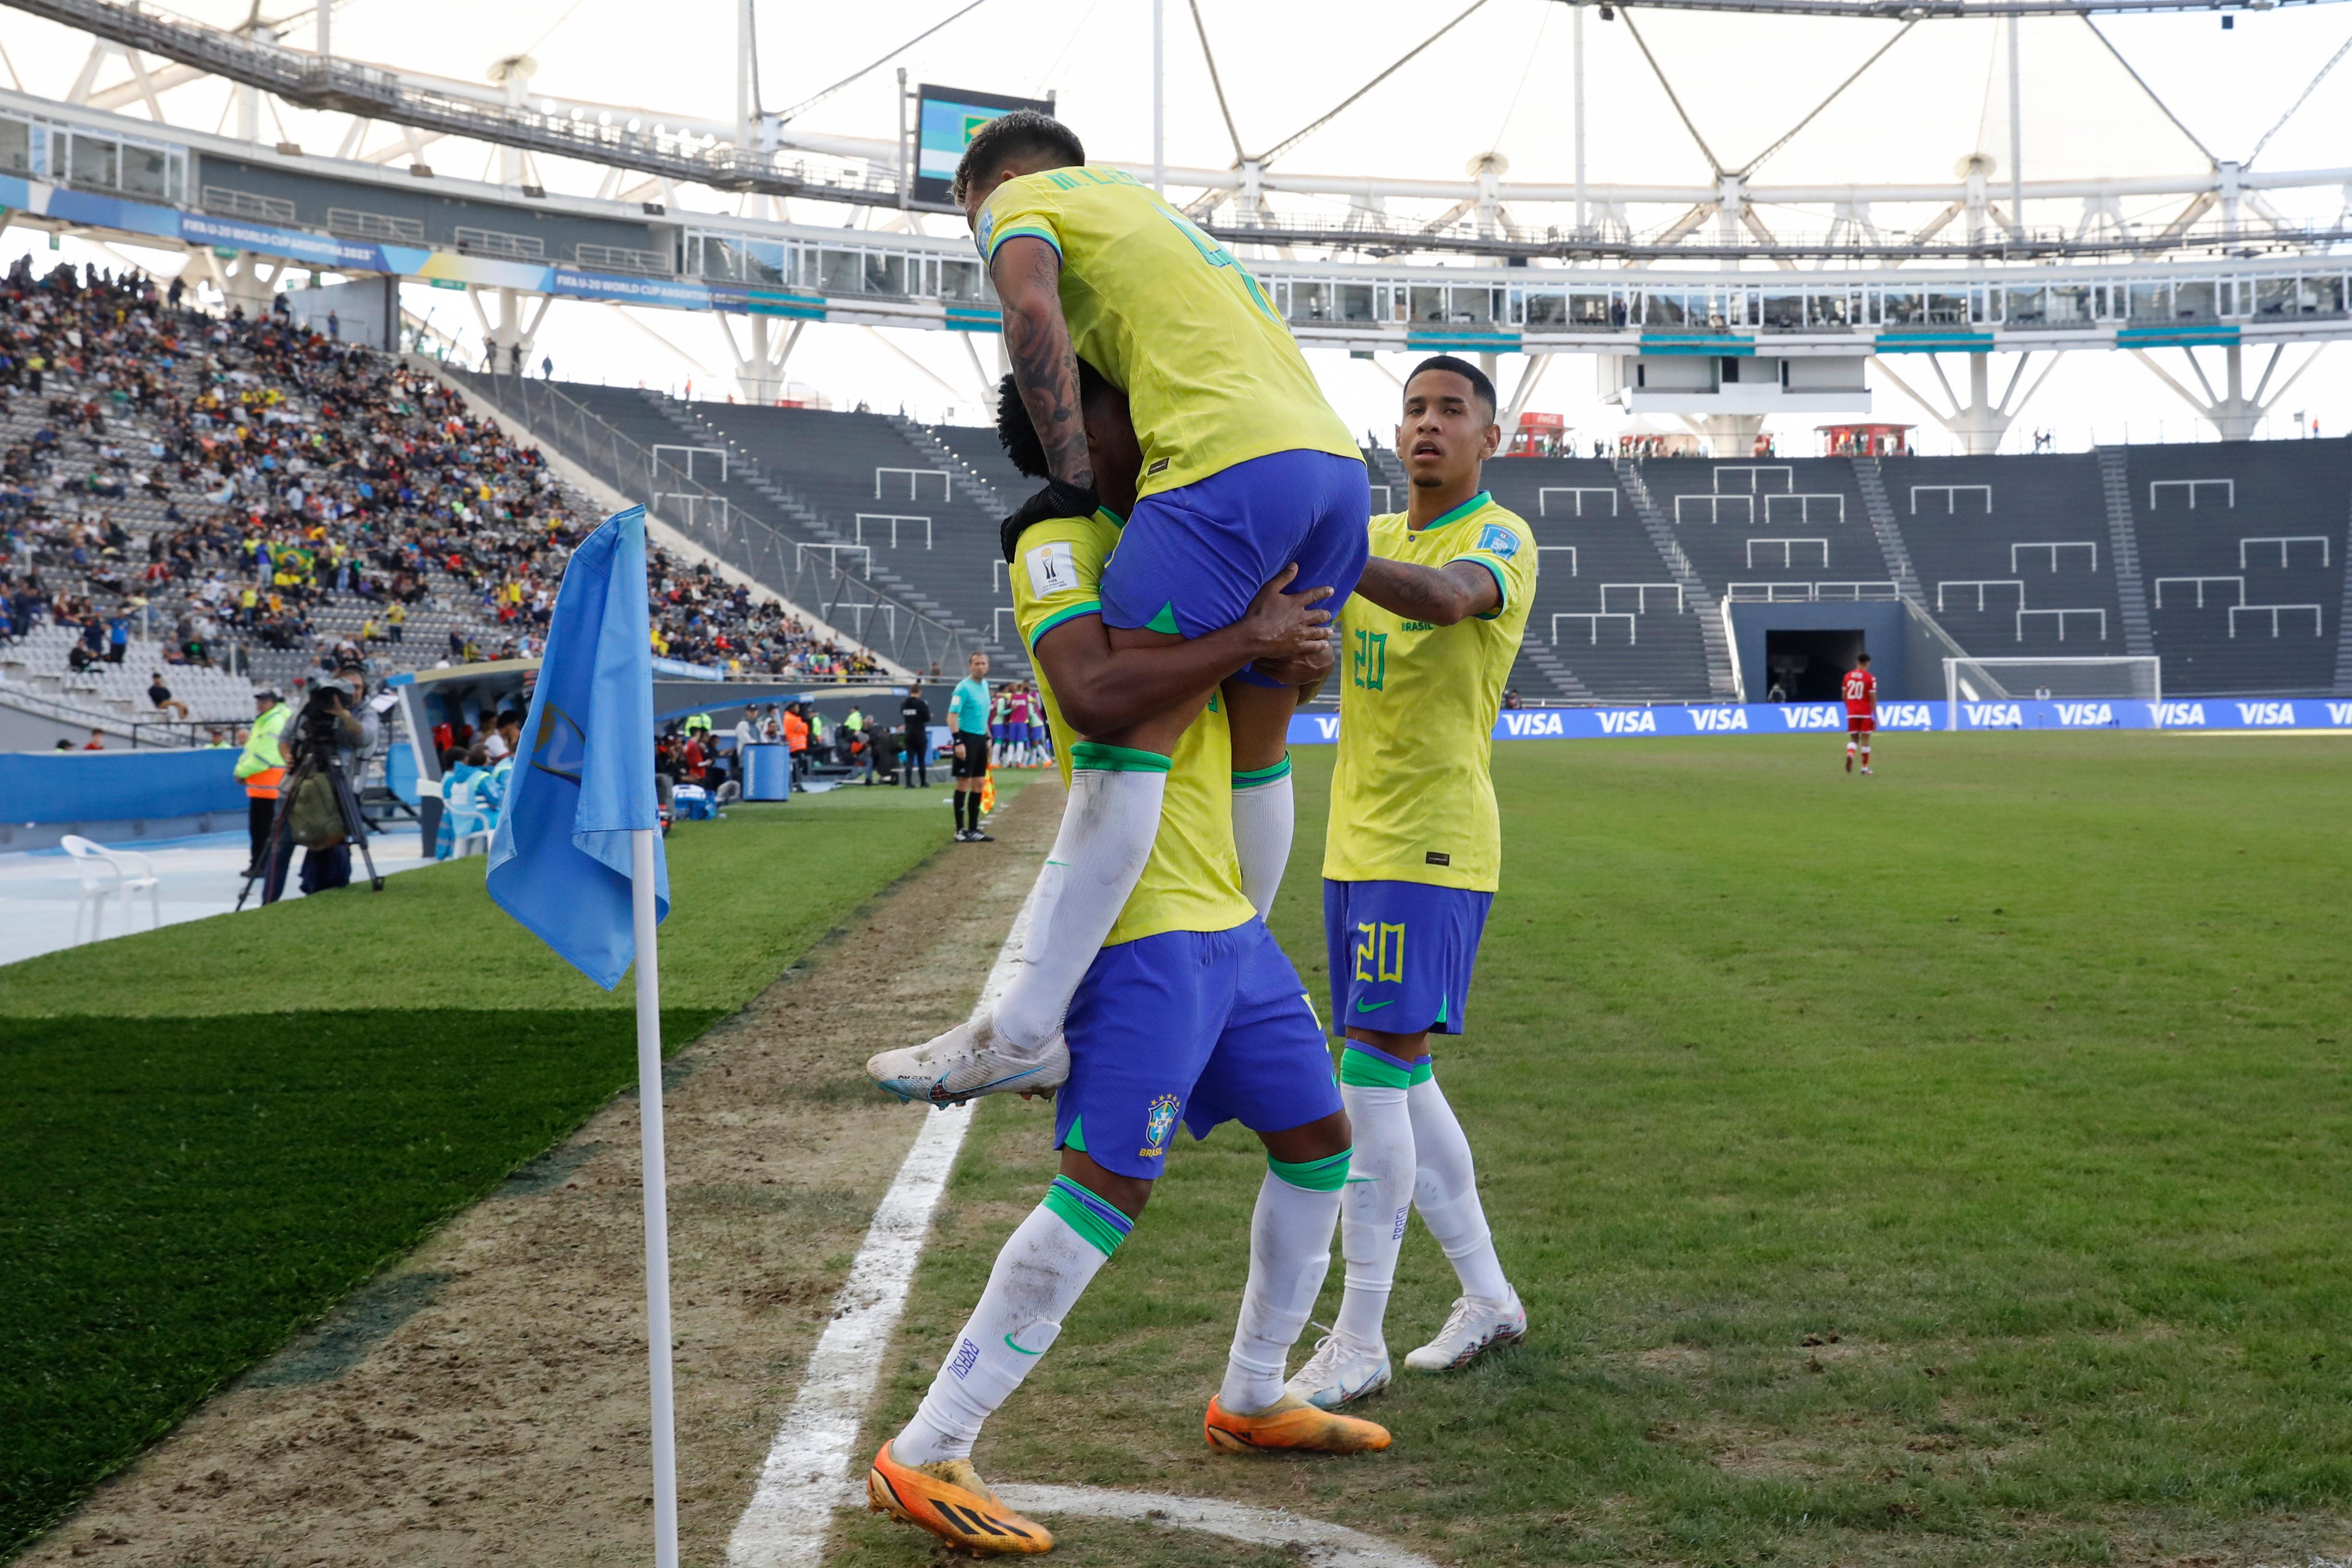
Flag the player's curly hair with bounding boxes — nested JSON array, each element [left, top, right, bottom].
[[950, 110, 1084, 205], [993, 363, 1111, 479]]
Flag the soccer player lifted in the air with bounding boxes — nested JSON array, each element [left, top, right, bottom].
[[865, 365, 1383, 1557], [1289, 356, 1535, 1411], [867, 109, 1367, 1103], [1844, 652, 1877, 774]]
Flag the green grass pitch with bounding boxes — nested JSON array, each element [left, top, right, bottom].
[[0, 782, 992, 1558], [846, 733, 2352, 1568]]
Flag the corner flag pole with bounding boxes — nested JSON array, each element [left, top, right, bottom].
[[632, 826, 681, 1568]]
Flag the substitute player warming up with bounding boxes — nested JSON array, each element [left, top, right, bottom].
[[1291, 356, 1533, 1412], [1844, 652, 1876, 774]]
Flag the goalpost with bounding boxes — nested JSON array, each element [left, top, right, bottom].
[[1944, 656, 2161, 728]]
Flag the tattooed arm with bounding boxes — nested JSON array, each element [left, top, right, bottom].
[[989, 236, 1091, 490], [1353, 555, 1501, 628]]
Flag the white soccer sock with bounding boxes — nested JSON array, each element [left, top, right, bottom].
[[1408, 1073, 1512, 1304], [1230, 758, 1294, 920], [1333, 1062, 1415, 1351], [990, 753, 1168, 1052], [893, 1176, 1132, 1466], [1219, 1150, 1349, 1412]]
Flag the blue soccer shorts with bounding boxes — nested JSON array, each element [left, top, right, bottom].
[[1322, 878, 1495, 1040], [1097, 448, 1371, 689], [1054, 918, 1343, 1181]]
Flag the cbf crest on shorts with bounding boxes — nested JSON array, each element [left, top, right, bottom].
[[1139, 1093, 1182, 1157], [1476, 523, 1520, 558]]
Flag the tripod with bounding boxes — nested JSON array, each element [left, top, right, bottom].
[[235, 748, 386, 910]]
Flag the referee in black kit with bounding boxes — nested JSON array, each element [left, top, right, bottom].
[[899, 683, 933, 788]]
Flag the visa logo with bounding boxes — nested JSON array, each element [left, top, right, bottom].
[[1780, 706, 1839, 729], [1880, 703, 1932, 729], [2056, 702, 2115, 727], [1306, 716, 1340, 740], [2328, 702, 2352, 726], [1598, 709, 1658, 735], [1499, 711, 1566, 738], [2237, 701, 2297, 727], [1690, 707, 1748, 731], [1965, 703, 2023, 728], [2154, 702, 2205, 727]]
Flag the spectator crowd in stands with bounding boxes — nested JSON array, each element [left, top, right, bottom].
[[0, 260, 885, 701]]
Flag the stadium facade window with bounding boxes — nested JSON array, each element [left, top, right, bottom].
[[1877, 289, 1925, 326], [1807, 291, 1853, 327], [863, 253, 907, 296], [121, 144, 170, 201], [938, 258, 985, 301], [2173, 280, 2219, 321], [67, 134, 118, 191], [2045, 284, 2093, 324], [1338, 283, 1378, 322], [1761, 292, 1803, 329], [817, 249, 862, 293], [2128, 282, 2172, 320], [0, 118, 31, 177], [2003, 286, 2043, 324], [1926, 291, 1972, 326], [1410, 285, 1448, 323]]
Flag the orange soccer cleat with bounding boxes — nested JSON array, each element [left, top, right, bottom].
[[865, 1440, 1053, 1555], [1203, 1393, 1392, 1454]]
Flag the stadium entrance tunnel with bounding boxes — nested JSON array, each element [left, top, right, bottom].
[[1766, 628, 1863, 701], [1731, 601, 1919, 700]]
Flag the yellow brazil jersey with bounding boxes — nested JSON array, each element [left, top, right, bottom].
[[1011, 509, 1256, 946], [1323, 492, 1536, 893], [977, 166, 1357, 499]]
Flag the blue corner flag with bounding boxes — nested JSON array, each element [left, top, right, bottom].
[[487, 505, 669, 989]]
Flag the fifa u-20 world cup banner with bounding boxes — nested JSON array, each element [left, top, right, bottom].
[[1285, 697, 2352, 745]]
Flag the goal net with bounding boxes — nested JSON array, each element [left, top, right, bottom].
[[1944, 656, 2161, 724]]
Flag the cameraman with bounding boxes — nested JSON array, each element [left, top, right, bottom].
[[261, 673, 376, 903]]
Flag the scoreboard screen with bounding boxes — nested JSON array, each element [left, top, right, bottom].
[[913, 84, 1055, 209]]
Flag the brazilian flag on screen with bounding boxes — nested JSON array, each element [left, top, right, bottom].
[[487, 504, 669, 989]]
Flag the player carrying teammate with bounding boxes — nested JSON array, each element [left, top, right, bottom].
[[877, 108, 1367, 1102], [1844, 652, 1876, 774], [1289, 357, 1534, 1411], [864, 362, 1381, 1559]]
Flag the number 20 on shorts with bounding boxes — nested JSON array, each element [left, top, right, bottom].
[[1355, 921, 1406, 985]]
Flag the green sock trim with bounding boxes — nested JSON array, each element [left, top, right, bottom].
[[1041, 1175, 1131, 1258], [1231, 755, 1293, 788], [1268, 1147, 1353, 1192], [1070, 741, 1172, 773], [1339, 1045, 1415, 1089]]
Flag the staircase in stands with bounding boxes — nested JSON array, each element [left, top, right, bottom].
[[1612, 459, 1740, 699], [2093, 449, 2159, 660]]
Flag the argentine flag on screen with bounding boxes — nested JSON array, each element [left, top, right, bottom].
[[487, 505, 669, 989]]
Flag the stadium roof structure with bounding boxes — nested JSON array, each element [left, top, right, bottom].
[[6, 0, 2352, 450]]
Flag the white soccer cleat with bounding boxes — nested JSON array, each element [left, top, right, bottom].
[[866, 1017, 1068, 1106], [1284, 1333, 1392, 1410], [1404, 1292, 1527, 1373]]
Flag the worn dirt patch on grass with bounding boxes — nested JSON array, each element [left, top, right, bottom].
[[21, 782, 1061, 1568]]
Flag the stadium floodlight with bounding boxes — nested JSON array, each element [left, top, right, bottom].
[[1944, 655, 2160, 725]]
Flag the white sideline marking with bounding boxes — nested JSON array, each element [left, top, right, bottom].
[[992, 1485, 1444, 1568], [725, 884, 1036, 1568]]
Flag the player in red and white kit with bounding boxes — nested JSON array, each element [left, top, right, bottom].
[[1842, 652, 1877, 774]]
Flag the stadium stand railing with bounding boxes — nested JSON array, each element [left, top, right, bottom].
[[1873, 452, 2132, 668], [444, 370, 974, 678], [2115, 438, 2349, 695], [1480, 457, 1721, 701]]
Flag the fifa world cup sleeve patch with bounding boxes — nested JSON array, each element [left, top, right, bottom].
[[1025, 539, 1081, 595], [1476, 523, 1521, 558]]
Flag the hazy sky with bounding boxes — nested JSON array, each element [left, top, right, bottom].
[[5, 0, 2351, 448]]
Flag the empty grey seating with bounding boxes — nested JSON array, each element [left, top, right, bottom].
[[1878, 453, 2125, 660], [2125, 440, 2346, 694], [1631, 457, 1897, 606], [1480, 458, 1715, 700]]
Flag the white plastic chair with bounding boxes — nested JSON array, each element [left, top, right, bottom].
[[443, 778, 496, 859], [59, 834, 162, 943]]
